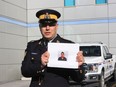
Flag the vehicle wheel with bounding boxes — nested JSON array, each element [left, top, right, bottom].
[[99, 72, 105, 87]]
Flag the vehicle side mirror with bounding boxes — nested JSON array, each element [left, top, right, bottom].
[[105, 53, 112, 59]]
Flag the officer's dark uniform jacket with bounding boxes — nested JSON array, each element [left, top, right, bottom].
[[21, 34, 85, 87]]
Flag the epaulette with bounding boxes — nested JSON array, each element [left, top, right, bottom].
[[29, 40, 38, 43], [29, 38, 42, 43]]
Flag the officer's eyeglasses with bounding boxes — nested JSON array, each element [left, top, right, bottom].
[[39, 23, 57, 28]]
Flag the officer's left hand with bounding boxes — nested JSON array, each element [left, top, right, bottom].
[[41, 51, 50, 66], [76, 51, 84, 67]]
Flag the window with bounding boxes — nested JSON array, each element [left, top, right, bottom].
[[96, 0, 107, 4], [64, 0, 75, 6], [80, 46, 101, 57]]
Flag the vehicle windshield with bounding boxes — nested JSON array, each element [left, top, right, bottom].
[[80, 46, 101, 57]]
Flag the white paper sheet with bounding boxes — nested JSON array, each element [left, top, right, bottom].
[[48, 43, 79, 69]]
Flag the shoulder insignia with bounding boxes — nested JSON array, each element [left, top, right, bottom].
[[30, 40, 36, 42]]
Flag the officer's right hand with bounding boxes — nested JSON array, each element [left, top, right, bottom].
[[41, 51, 50, 66]]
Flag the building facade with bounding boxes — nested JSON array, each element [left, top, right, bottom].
[[0, 0, 116, 82]]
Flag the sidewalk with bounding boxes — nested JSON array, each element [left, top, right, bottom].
[[0, 80, 115, 87], [0, 80, 30, 87], [0, 80, 97, 87]]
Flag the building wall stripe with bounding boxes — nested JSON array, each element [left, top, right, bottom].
[[0, 16, 116, 27]]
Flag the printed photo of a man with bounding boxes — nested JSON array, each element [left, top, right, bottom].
[[58, 52, 67, 61]]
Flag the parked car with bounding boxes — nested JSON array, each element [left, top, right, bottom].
[[79, 42, 116, 87]]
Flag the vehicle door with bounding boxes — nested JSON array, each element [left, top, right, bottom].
[[103, 46, 112, 78]]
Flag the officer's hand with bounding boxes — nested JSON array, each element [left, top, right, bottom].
[[41, 51, 50, 66], [76, 51, 85, 67]]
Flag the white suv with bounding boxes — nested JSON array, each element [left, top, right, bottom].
[[79, 42, 116, 87]]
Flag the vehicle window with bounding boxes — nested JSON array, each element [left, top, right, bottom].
[[103, 46, 111, 59], [80, 46, 101, 57], [103, 46, 107, 58], [103, 46, 109, 53]]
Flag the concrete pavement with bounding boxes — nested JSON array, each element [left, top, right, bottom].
[[0, 80, 30, 87], [0, 80, 115, 87]]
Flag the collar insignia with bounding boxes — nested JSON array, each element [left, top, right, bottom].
[[56, 40, 60, 43], [38, 41, 41, 45]]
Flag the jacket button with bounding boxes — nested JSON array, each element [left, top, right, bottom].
[[80, 70, 83, 73], [31, 57, 34, 60]]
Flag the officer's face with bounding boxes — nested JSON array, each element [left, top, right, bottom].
[[40, 22, 58, 40]]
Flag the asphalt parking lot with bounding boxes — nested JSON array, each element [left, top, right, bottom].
[[107, 81, 116, 87], [70, 80, 116, 87], [0, 80, 115, 87]]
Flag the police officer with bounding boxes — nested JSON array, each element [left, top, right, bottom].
[[21, 9, 86, 87]]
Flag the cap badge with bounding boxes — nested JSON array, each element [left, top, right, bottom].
[[44, 13, 50, 19]]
